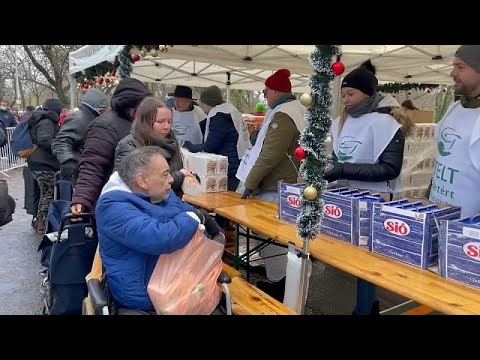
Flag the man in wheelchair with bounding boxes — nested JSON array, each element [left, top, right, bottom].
[[93, 146, 230, 315]]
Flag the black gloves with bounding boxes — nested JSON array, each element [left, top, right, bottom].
[[241, 188, 252, 199], [211, 232, 226, 246], [192, 207, 222, 237], [183, 141, 194, 151], [60, 161, 77, 180], [324, 161, 344, 183]]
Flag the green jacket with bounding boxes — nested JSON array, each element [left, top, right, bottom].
[[245, 96, 301, 192]]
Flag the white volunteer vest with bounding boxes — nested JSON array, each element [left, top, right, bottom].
[[172, 106, 205, 145], [204, 103, 251, 159], [236, 100, 306, 183], [429, 101, 480, 217], [331, 112, 402, 193]]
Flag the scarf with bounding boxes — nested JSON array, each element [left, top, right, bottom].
[[346, 93, 384, 118]]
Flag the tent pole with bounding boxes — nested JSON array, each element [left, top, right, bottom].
[[69, 75, 76, 110], [226, 72, 231, 103]]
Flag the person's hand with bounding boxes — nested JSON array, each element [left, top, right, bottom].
[[324, 161, 343, 182], [71, 204, 84, 216], [183, 141, 194, 151], [241, 188, 252, 199], [180, 168, 195, 178], [60, 161, 76, 180]]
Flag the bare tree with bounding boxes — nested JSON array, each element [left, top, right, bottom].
[[23, 45, 82, 106]]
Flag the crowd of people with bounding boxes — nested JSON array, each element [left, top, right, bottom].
[[0, 44, 479, 314]]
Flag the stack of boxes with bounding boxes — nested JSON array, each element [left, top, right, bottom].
[[180, 149, 228, 193], [278, 183, 388, 247], [439, 214, 480, 289], [371, 199, 461, 269], [400, 123, 436, 198]]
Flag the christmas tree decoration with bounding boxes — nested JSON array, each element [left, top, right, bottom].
[[303, 186, 318, 200], [297, 45, 340, 241], [407, 90, 412, 96], [113, 79, 120, 86], [132, 53, 141, 62], [332, 55, 345, 76], [300, 93, 313, 107], [295, 146, 308, 160], [149, 49, 159, 57]]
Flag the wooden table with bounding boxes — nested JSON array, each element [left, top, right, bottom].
[[183, 191, 252, 212], [215, 203, 480, 315]]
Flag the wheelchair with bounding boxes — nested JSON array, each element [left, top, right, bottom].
[[82, 249, 233, 316]]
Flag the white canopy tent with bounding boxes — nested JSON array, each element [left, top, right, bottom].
[[68, 45, 461, 314], [69, 45, 460, 93]]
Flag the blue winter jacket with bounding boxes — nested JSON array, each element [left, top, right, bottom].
[[96, 172, 199, 310]]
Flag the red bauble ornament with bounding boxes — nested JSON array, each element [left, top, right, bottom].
[[105, 78, 111, 84], [332, 61, 345, 76], [407, 90, 413, 96], [295, 147, 307, 160], [132, 53, 141, 62], [98, 77, 104, 84], [111, 70, 116, 77]]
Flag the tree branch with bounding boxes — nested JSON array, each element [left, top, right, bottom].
[[23, 45, 56, 85]]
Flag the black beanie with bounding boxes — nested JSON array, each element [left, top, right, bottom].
[[454, 45, 480, 74], [341, 60, 378, 96], [42, 98, 65, 115]]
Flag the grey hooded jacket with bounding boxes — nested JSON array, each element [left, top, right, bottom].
[[52, 88, 109, 165]]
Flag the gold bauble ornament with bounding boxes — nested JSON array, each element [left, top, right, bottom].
[[300, 93, 313, 107], [149, 49, 159, 57], [303, 186, 318, 200], [113, 79, 120, 86]]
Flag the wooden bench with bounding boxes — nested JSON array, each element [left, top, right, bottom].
[[228, 276, 297, 315], [223, 263, 241, 278]]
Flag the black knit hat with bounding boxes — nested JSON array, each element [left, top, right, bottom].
[[42, 98, 65, 115], [341, 60, 378, 96]]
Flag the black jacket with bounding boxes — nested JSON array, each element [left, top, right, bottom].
[[325, 129, 405, 183], [27, 110, 60, 171], [187, 112, 240, 178], [72, 78, 152, 212], [115, 134, 185, 198], [52, 89, 108, 166]]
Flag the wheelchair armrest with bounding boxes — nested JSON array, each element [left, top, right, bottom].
[[217, 270, 231, 284], [87, 279, 108, 313]]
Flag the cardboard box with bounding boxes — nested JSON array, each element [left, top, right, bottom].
[[278, 182, 306, 225], [371, 199, 461, 269], [196, 175, 228, 193], [438, 214, 480, 289], [187, 153, 229, 176], [405, 109, 435, 124], [320, 187, 388, 246]]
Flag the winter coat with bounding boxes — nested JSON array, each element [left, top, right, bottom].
[[96, 172, 198, 310]]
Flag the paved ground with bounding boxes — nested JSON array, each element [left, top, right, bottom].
[[0, 166, 419, 315], [0, 167, 43, 315]]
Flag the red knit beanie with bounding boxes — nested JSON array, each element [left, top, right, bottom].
[[265, 69, 292, 93]]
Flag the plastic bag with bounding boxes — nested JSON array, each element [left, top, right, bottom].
[[147, 228, 224, 315]]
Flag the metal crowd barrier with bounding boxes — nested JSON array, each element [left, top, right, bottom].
[[0, 127, 26, 174]]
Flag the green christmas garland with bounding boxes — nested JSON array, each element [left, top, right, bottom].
[[297, 45, 340, 241], [378, 82, 439, 93]]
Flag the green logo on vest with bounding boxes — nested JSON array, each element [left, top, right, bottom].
[[338, 136, 362, 161], [438, 127, 461, 157]]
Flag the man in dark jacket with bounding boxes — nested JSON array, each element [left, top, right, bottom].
[[27, 98, 64, 233], [184, 85, 250, 191], [0, 101, 18, 128], [52, 88, 109, 183], [71, 78, 152, 216]]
